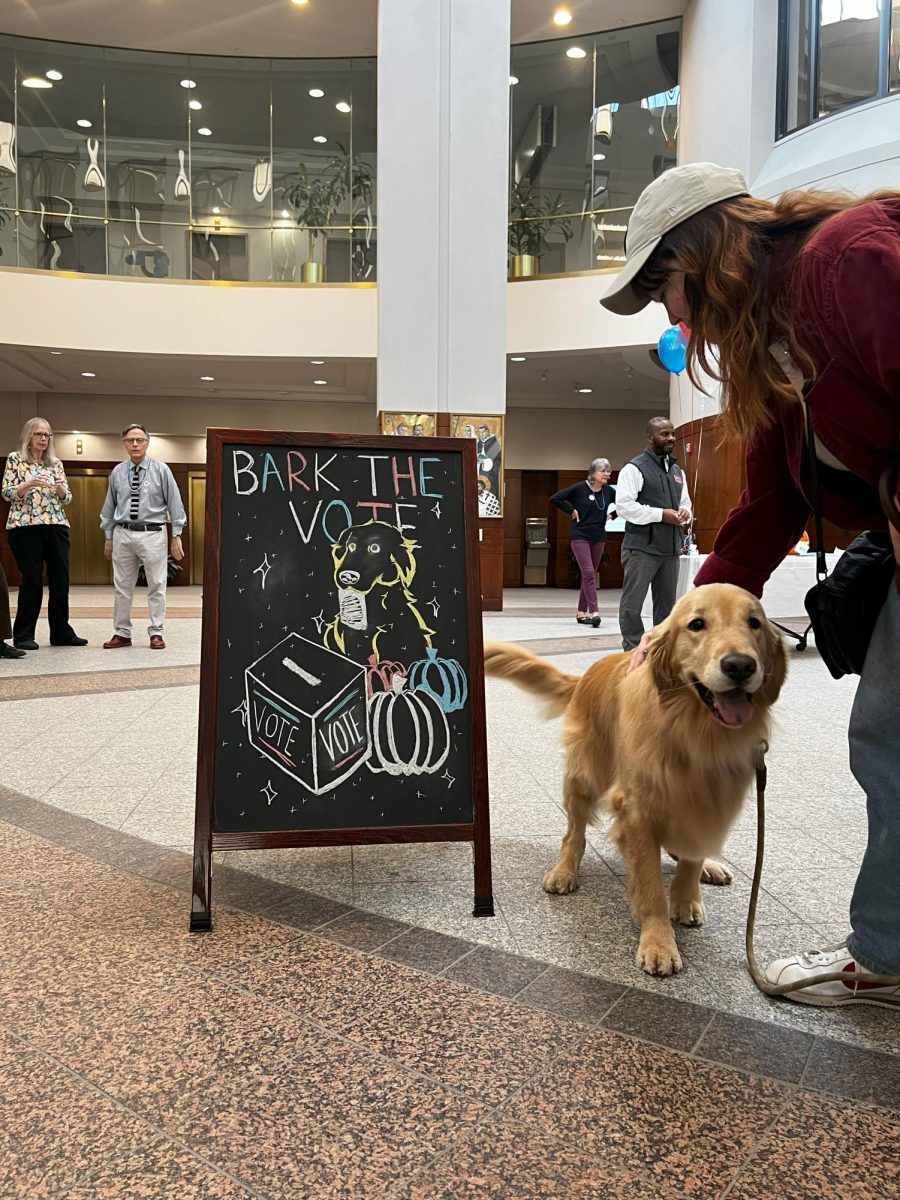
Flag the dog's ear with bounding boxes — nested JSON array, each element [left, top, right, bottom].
[[390, 537, 417, 589], [759, 621, 788, 706], [332, 525, 353, 552], [646, 619, 677, 695]]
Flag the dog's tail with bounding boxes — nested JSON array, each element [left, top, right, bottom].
[[484, 641, 578, 719]]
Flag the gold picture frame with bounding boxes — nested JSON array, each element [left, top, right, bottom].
[[451, 414, 504, 518]]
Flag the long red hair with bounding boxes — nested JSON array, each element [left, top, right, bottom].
[[634, 190, 900, 441]]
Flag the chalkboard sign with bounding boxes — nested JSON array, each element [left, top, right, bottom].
[[191, 429, 492, 930]]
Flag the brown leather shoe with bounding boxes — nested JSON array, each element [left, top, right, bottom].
[[103, 635, 132, 649], [149, 635, 166, 650]]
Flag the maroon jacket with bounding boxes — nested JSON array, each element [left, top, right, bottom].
[[695, 198, 900, 596]]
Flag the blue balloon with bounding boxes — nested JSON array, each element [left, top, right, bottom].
[[657, 325, 688, 374]]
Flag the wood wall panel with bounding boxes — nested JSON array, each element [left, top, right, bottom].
[[478, 519, 504, 610], [674, 417, 745, 554]]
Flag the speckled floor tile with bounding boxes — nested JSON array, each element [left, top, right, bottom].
[[516, 965, 627, 1024], [601, 988, 714, 1053], [177, 1037, 490, 1200], [343, 973, 584, 1104], [727, 1089, 900, 1199], [377, 925, 474, 971], [215, 932, 420, 1029], [55, 1136, 256, 1200], [316, 907, 413, 951], [501, 1027, 787, 1198], [802, 1034, 900, 1111], [403, 1119, 688, 1199], [694, 1011, 814, 1083], [443, 945, 549, 998], [0, 1037, 161, 1199]]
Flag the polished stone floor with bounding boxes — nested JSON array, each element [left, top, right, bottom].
[[1, 583, 897, 1196]]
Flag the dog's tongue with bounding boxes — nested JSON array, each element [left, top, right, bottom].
[[714, 688, 754, 727]]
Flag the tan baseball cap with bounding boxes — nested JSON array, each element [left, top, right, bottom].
[[600, 162, 749, 316]]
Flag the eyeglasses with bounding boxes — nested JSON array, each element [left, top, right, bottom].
[[124, 437, 148, 445], [32, 431, 51, 438]]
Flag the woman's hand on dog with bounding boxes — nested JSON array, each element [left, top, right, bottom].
[[626, 632, 652, 673]]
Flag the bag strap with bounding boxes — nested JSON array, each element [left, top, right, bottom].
[[804, 412, 829, 584]]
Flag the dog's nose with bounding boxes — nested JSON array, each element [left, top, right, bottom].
[[720, 653, 757, 684], [339, 570, 360, 586]]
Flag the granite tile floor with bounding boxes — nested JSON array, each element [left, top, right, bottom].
[[1, 814, 898, 1199], [1, 585, 897, 1075]]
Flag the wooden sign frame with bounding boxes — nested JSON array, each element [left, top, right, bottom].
[[191, 428, 493, 930]]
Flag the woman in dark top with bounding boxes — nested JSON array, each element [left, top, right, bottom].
[[551, 458, 616, 626]]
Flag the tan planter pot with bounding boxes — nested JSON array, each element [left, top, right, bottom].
[[301, 261, 325, 283], [510, 254, 538, 278]]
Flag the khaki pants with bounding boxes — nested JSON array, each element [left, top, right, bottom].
[[112, 527, 169, 638]]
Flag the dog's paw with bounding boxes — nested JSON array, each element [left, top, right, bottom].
[[670, 897, 706, 926], [542, 865, 579, 894], [700, 858, 733, 886], [636, 937, 683, 977]]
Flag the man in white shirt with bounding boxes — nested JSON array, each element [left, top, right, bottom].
[[99, 424, 186, 650], [616, 417, 692, 650]]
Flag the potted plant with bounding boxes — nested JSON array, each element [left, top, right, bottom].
[[508, 181, 573, 278], [284, 142, 374, 283]]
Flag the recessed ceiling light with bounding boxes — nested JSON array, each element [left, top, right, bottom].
[[309, 88, 324, 98], [280, 208, 290, 217], [509, 75, 519, 85], [211, 206, 220, 214], [310, 359, 325, 364], [335, 101, 351, 113], [180, 79, 197, 89], [81, 371, 96, 378], [189, 98, 202, 110], [510, 356, 526, 362], [76, 118, 92, 128], [553, 9, 573, 26], [23, 77, 52, 89], [313, 379, 328, 385], [313, 135, 327, 143], [291, 0, 310, 5], [577, 386, 593, 394], [72, 429, 81, 435], [566, 46, 587, 59], [197, 127, 212, 136], [50, 350, 62, 355], [200, 375, 215, 382], [593, 153, 607, 162], [45, 69, 63, 81]]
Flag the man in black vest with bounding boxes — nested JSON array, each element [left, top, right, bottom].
[[616, 416, 692, 650]]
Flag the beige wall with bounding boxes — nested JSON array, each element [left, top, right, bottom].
[[504, 407, 660, 472], [1, 391, 655, 473]]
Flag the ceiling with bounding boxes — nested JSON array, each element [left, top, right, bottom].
[[0, 342, 667, 413], [2, 1, 687, 60]]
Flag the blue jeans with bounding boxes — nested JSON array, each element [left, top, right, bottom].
[[846, 584, 900, 975]]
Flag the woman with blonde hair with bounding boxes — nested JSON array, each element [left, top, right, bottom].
[[601, 162, 900, 1007], [2, 417, 87, 649]]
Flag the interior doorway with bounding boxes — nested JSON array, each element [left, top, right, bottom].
[[66, 470, 113, 585]]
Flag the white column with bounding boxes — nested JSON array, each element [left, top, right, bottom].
[[679, 0, 779, 187], [376, 0, 511, 416]]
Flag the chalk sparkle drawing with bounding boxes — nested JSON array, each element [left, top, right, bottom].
[[323, 520, 434, 664]]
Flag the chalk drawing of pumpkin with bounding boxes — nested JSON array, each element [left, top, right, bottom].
[[365, 653, 408, 699], [406, 647, 468, 713], [367, 675, 450, 777]]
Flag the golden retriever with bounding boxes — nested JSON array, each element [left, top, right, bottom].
[[484, 583, 787, 976]]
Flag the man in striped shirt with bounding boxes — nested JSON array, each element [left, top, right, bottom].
[[99, 424, 186, 650]]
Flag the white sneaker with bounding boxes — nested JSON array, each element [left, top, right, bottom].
[[765, 941, 900, 1008]]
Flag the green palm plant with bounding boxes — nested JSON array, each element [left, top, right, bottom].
[[508, 181, 574, 261], [284, 143, 375, 271]]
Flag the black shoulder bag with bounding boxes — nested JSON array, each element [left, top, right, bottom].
[[802, 422, 897, 679]]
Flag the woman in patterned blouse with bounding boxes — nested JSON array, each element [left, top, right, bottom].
[[2, 418, 87, 649]]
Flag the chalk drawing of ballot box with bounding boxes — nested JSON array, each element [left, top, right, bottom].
[[245, 634, 370, 794]]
